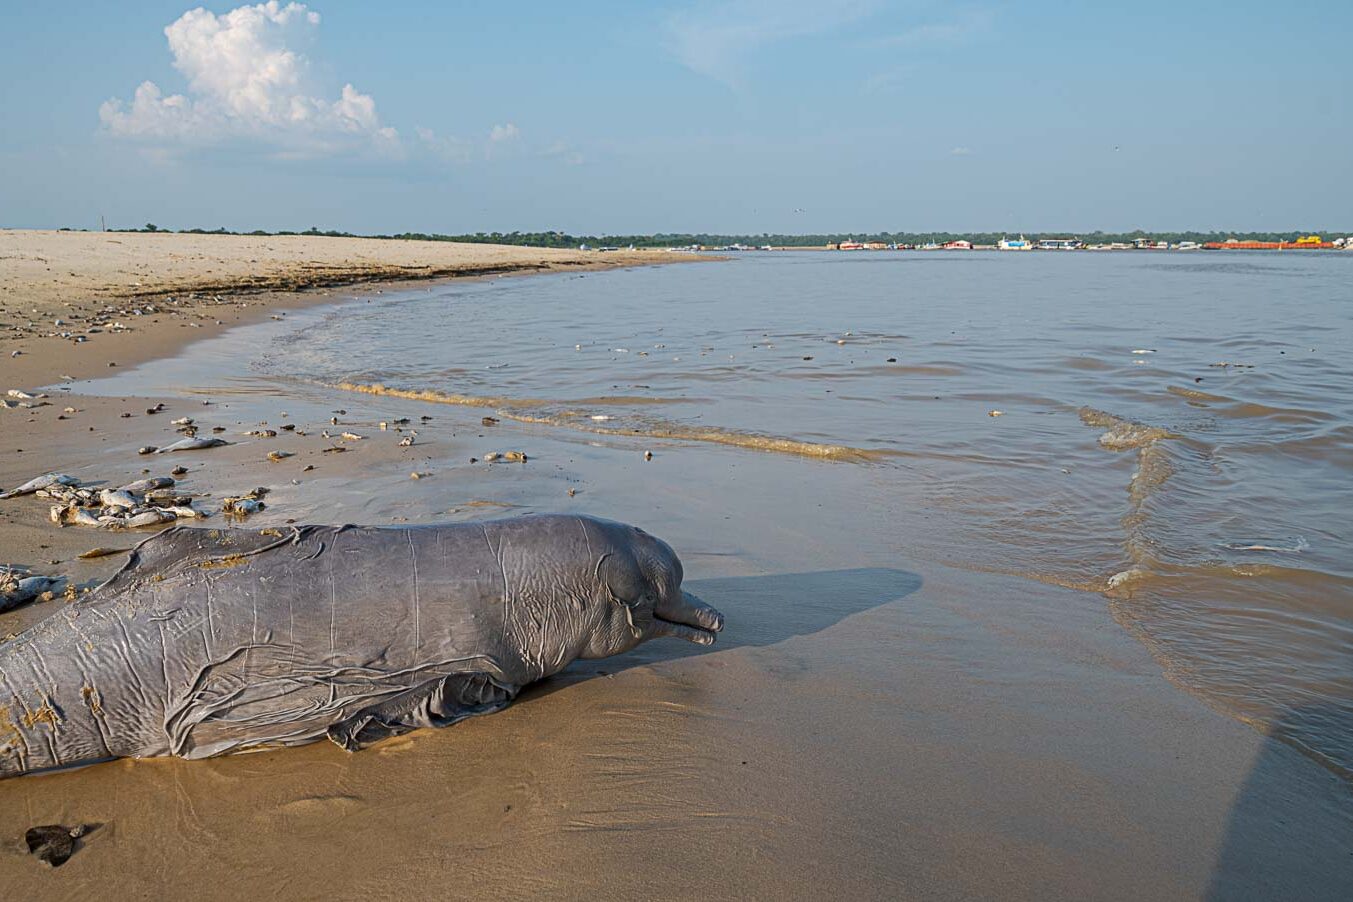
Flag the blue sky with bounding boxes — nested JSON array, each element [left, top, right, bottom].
[[1, 1, 1349, 234]]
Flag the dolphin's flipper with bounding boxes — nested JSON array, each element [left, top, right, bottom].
[[326, 672, 519, 751]]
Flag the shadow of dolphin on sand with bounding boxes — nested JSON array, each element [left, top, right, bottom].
[[537, 566, 923, 693], [1204, 705, 1353, 901]]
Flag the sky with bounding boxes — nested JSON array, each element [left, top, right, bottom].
[[1, 1, 1350, 235]]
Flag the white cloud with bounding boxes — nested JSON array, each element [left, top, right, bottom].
[[488, 123, 520, 143], [416, 124, 530, 163], [99, 2, 397, 155], [415, 126, 474, 163], [951, 146, 971, 155], [665, 0, 877, 87]]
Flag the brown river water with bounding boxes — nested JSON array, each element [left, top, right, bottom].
[[79, 250, 1353, 781]]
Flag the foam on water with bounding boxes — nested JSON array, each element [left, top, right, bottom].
[[329, 380, 893, 461]]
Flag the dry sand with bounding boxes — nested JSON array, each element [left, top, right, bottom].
[[0, 230, 1349, 899], [0, 229, 690, 385]]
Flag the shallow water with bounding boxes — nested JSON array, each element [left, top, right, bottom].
[[84, 250, 1353, 778]]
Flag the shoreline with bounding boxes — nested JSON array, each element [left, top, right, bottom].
[[1, 229, 707, 387]]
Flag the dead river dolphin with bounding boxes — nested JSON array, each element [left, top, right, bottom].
[[0, 515, 723, 779]]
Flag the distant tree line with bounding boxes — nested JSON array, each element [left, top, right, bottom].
[[97, 225, 1349, 247]]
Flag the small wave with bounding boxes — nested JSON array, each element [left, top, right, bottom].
[[506, 411, 890, 461], [327, 381, 890, 462], [328, 381, 689, 409], [781, 363, 963, 379], [1105, 567, 1151, 595], [1166, 385, 1229, 403], [1165, 385, 1336, 425], [1079, 407, 1173, 450], [1078, 406, 1183, 590], [1219, 537, 1310, 554]]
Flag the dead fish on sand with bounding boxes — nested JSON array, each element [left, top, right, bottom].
[[267, 450, 294, 462], [1, 473, 79, 499], [52, 507, 103, 528], [120, 511, 176, 529], [78, 547, 131, 560], [222, 488, 268, 518], [118, 476, 175, 495], [98, 489, 139, 510], [39, 473, 206, 530], [155, 436, 228, 453], [1, 571, 64, 613], [1, 398, 51, 410]]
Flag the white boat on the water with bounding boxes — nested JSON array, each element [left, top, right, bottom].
[[998, 235, 1033, 251]]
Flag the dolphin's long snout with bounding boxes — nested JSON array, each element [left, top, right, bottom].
[[657, 589, 724, 633]]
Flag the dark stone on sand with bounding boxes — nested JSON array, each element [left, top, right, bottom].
[[25, 824, 94, 868]]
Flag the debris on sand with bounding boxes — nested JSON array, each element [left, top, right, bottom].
[[483, 451, 528, 463], [0, 473, 79, 500], [78, 547, 131, 560], [1, 569, 65, 613], [1, 398, 51, 410], [155, 436, 228, 453], [222, 487, 269, 519], [25, 824, 92, 868], [35, 473, 209, 529]]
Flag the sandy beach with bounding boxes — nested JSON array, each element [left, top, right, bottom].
[[0, 230, 688, 385], [1, 232, 1349, 899]]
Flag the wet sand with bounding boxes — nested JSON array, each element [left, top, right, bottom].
[[1, 237, 1350, 899]]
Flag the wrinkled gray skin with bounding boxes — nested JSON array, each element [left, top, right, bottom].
[[0, 515, 723, 779]]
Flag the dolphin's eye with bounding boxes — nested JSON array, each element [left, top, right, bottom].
[[623, 592, 655, 612]]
